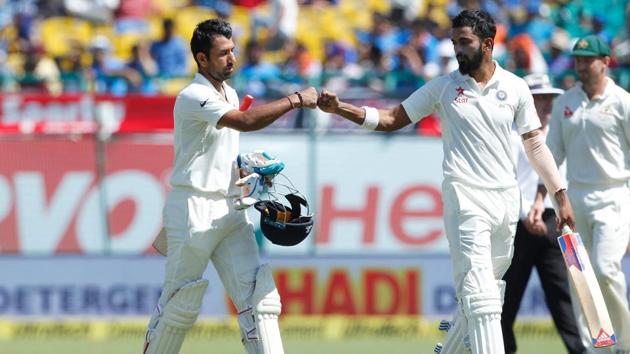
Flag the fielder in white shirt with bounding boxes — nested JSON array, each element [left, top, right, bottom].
[[142, 18, 318, 354], [531, 35, 630, 354], [318, 9, 575, 354]]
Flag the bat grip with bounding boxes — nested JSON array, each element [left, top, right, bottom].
[[239, 95, 254, 111], [561, 225, 572, 234]]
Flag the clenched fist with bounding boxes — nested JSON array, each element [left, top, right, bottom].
[[294, 87, 318, 108], [317, 89, 339, 113]]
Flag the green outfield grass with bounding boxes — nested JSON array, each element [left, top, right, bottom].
[[1, 336, 567, 354], [0, 317, 570, 353]]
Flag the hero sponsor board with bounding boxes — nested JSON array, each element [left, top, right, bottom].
[[0, 135, 448, 255]]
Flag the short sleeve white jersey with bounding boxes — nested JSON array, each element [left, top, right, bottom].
[[169, 73, 241, 196], [402, 62, 541, 188], [546, 77, 630, 185]]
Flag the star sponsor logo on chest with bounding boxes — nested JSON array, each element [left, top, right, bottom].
[[454, 86, 468, 103]]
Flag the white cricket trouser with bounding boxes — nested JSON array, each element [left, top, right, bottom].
[[157, 188, 260, 317], [442, 180, 520, 353], [442, 180, 519, 299], [568, 182, 630, 353]]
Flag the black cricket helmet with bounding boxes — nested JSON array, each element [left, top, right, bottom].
[[253, 176, 314, 246]]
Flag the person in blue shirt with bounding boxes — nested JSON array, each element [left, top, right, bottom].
[[150, 18, 189, 78]]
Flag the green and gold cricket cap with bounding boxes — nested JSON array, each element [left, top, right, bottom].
[[571, 35, 610, 57]]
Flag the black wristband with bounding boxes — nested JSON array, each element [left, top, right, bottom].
[[294, 91, 303, 108], [285, 96, 295, 109]]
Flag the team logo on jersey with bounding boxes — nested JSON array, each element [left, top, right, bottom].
[[454, 86, 468, 103], [496, 90, 507, 101], [600, 104, 616, 116], [563, 106, 573, 118]]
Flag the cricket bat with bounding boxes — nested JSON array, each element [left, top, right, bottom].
[[152, 95, 257, 257], [558, 225, 616, 348]]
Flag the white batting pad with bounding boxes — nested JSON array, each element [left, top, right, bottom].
[[145, 279, 208, 354], [462, 292, 504, 354], [240, 264, 284, 354], [438, 306, 469, 354], [497, 280, 506, 303], [152, 228, 168, 256]]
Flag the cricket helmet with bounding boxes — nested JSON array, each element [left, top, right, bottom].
[[253, 179, 314, 246]]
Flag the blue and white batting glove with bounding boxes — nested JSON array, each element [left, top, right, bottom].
[[234, 172, 264, 210], [234, 151, 285, 210], [237, 151, 285, 177]]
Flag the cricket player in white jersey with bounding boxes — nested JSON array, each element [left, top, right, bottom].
[[318, 9, 575, 354], [531, 35, 630, 354], [142, 18, 318, 354]]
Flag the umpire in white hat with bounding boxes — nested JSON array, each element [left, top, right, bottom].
[[501, 73, 585, 354]]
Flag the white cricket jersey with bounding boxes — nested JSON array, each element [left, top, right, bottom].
[[546, 77, 630, 186], [511, 128, 566, 219], [402, 63, 541, 188], [170, 73, 241, 196]]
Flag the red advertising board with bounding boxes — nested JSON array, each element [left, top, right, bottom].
[[0, 94, 175, 134], [0, 136, 171, 254], [0, 94, 407, 134]]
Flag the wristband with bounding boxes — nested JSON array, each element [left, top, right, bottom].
[[286, 96, 295, 109], [294, 91, 304, 107], [360, 106, 379, 130]]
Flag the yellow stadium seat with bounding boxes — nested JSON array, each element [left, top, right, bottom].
[[229, 6, 252, 49], [230, 4, 275, 49], [294, 5, 359, 60], [339, 1, 372, 31], [92, 23, 114, 39], [39, 17, 93, 57], [295, 29, 323, 62], [174, 6, 217, 40], [112, 33, 144, 61], [152, 0, 189, 17], [368, 0, 391, 13], [295, 6, 320, 55], [147, 16, 165, 40], [261, 49, 286, 65], [319, 7, 355, 45], [159, 77, 192, 95]]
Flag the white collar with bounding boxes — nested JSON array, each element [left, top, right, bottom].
[[194, 73, 225, 94], [576, 77, 613, 101]]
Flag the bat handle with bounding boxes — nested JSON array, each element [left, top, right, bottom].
[[239, 95, 254, 111], [561, 225, 572, 234]]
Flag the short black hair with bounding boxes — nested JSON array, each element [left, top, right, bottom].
[[190, 18, 232, 64], [452, 9, 496, 42]]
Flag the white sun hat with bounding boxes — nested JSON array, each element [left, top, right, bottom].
[[524, 73, 564, 95]]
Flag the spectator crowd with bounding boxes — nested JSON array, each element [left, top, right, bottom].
[[1, 0, 630, 99]]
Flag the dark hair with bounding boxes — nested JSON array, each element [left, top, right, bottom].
[[452, 9, 496, 42], [163, 18, 174, 30], [190, 18, 232, 64]]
